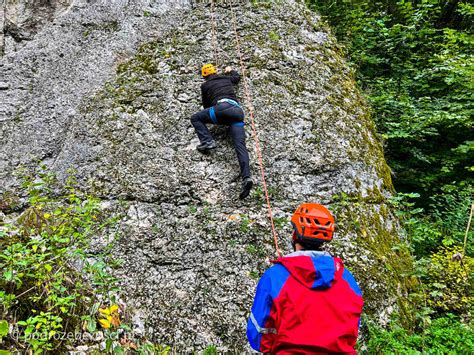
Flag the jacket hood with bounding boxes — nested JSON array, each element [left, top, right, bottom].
[[274, 251, 344, 289]]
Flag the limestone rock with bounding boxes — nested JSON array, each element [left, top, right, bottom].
[[1, 0, 73, 55]]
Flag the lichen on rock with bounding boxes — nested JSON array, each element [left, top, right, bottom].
[[0, 0, 415, 351]]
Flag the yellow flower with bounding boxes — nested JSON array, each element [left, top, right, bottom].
[[98, 304, 120, 329], [98, 318, 111, 329], [98, 307, 111, 316], [99, 304, 119, 316]]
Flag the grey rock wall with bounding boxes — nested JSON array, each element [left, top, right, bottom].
[[1, 0, 73, 54], [0, 0, 413, 351], [0, 3, 4, 55]]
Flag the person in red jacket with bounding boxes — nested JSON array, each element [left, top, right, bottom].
[[247, 203, 364, 354]]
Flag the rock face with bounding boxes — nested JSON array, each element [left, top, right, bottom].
[[0, 0, 414, 351], [1, 0, 73, 55]]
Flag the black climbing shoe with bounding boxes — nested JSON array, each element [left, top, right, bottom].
[[196, 140, 217, 152], [239, 177, 253, 200]]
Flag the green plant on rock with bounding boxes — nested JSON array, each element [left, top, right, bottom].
[[268, 30, 280, 41], [188, 204, 198, 214], [137, 343, 171, 354], [273, 216, 288, 230], [246, 244, 265, 258], [0, 168, 166, 353], [240, 214, 252, 233], [252, 186, 264, 201], [249, 271, 259, 280], [203, 345, 218, 355]]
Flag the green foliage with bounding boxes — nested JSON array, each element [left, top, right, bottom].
[[16, 312, 63, 352], [268, 30, 280, 41], [203, 345, 218, 355], [390, 188, 473, 256], [309, 0, 473, 204], [423, 246, 473, 314], [249, 270, 259, 280], [368, 192, 474, 351], [239, 214, 252, 233], [136, 343, 170, 354], [0, 320, 8, 343], [364, 313, 473, 354], [0, 168, 165, 353], [0, 169, 107, 352]]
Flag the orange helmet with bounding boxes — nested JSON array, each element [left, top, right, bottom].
[[291, 203, 335, 246]]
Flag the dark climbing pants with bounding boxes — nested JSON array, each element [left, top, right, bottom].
[[191, 102, 251, 180]]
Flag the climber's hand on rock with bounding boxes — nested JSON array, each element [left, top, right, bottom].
[[224, 66, 232, 73]]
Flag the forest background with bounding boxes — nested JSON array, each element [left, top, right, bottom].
[[308, 0, 473, 352]]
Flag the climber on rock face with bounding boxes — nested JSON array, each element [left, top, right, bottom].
[[191, 63, 253, 200], [247, 203, 364, 354]]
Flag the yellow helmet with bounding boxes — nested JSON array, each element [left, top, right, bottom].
[[201, 63, 217, 77]]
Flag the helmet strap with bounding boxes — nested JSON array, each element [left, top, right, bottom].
[[291, 221, 305, 240]]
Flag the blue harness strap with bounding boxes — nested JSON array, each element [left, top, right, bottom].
[[209, 107, 217, 123], [210, 100, 245, 126], [217, 99, 245, 127], [218, 98, 242, 108]]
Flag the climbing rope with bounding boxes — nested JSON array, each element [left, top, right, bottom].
[[227, 3, 282, 257], [209, 0, 220, 70]]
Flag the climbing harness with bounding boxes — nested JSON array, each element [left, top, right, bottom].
[[209, 1, 282, 257], [217, 99, 245, 127], [218, 98, 241, 108], [209, 106, 217, 123]]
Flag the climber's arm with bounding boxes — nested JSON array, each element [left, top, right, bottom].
[[224, 66, 241, 84], [229, 70, 241, 84]]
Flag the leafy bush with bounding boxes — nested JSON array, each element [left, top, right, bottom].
[[364, 313, 473, 354], [391, 188, 473, 257], [423, 246, 473, 314], [309, 0, 473, 204], [0, 171, 106, 352], [0, 169, 166, 353]]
